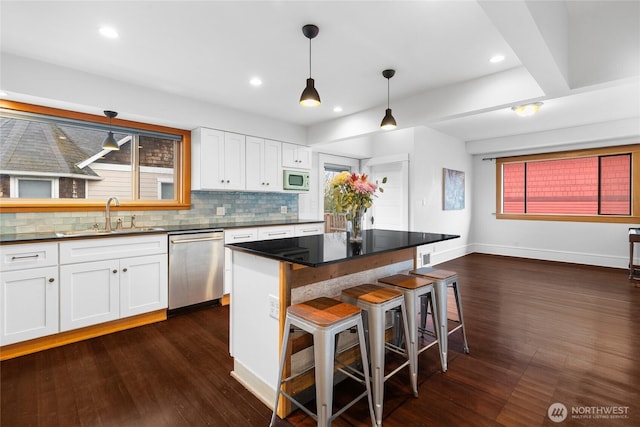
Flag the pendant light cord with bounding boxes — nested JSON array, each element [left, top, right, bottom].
[[308, 38, 312, 78], [387, 78, 390, 109]]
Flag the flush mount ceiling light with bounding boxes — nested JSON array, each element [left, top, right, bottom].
[[102, 110, 119, 150], [99, 26, 119, 39], [380, 69, 397, 130], [511, 102, 543, 117], [299, 24, 321, 107]]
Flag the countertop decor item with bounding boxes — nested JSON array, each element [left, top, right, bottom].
[[329, 171, 385, 241]]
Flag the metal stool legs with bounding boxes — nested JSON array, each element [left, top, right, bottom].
[[270, 298, 375, 427], [411, 267, 470, 372], [377, 274, 441, 392], [342, 285, 416, 427]]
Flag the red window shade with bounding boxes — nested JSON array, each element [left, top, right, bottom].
[[503, 163, 524, 213], [526, 157, 598, 214], [600, 155, 631, 215], [501, 153, 631, 216]]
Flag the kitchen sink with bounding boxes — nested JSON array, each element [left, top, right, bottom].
[[55, 227, 164, 237]]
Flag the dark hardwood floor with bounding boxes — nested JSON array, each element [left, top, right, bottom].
[[2, 253, 639, 426]]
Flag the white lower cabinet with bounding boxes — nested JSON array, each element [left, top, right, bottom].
[[0, 266, 59, 345], [0, 242, 59, 345], [120, 254, 168, 317], [59, 234, 168, 332], [60, 260, 119, 331]]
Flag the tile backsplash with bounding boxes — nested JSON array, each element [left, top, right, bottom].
[[0, 191, 298, 235]]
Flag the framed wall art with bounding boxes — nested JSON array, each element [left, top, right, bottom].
[[443, 168, 465, 210]]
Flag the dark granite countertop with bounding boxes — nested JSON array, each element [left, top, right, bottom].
[[0, 218, 324, 244], [226, 229, 460, 267]]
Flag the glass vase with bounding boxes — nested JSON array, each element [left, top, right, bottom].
[[348, 206, 365, 242]]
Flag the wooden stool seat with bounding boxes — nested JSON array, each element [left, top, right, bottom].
[[412, 268, 456, 280], [288, 297, 362, 327], [375, 274, 433, 290], [342, 283, 404, 304]]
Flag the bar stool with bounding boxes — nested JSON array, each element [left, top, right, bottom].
[[270, 297, 375, 427], [341, 284, 416, 427], [410, 267, 469, 372], [377, 274, 441, 382]]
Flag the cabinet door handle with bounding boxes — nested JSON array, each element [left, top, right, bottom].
[[112, 269, 118, 274], [220, 179, 225, 183], [122, 268, 128, 272], [48, 277, 55, 283], [11, 254, 39, 260], [233, 235, 252, 240]]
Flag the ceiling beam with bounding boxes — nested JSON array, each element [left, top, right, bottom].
[[478, 0, 570, 97]]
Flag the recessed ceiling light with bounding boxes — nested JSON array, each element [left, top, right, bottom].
[[99, 26, 119, 39], [249, 77, 262, 87], [333, 106, 343, 113], [489, 54, 505, 63]]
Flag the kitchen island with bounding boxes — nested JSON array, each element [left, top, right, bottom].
[[226, 229, 459, 416]]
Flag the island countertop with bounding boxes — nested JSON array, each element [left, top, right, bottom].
[[226, 229, 460, 267]]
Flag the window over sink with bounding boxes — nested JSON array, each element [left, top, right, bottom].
[[0, 100, 191, 212]]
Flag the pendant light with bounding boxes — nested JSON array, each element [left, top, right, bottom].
[[380, 69, 397, 130], [299, 24, 321, 107], [102, 110, 119, 150]]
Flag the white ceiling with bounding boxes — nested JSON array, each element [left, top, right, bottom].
[[1, 0, 639, 148]]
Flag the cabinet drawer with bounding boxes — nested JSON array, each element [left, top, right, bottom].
[[224, 228, 258, 244], [258, 225, 294, 240], [294, 223, 324, 237], [0, 242, 58, 271], [59, 234, 167, 265]]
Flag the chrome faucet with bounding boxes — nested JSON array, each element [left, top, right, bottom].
[[105, 197, 120, 231]]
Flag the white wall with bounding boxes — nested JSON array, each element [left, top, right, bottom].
[[471, 154, 636, 269], [1, 53, 306, 144], [367, 126, 472, 264]]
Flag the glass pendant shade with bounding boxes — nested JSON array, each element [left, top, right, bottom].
[[102, 131, 119, 150], [300, 78, 321, 107], [380, 108, 397, 130]]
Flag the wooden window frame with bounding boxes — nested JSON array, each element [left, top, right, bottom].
[[495, 144, 640, 223], [0, 100, 191, 213]]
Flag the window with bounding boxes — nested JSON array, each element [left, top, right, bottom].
[[16, 178, 55, 198], [0, 100, 190, 212], [497, 145, 639, 223]]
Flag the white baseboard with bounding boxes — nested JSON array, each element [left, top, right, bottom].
[[231, 360, 276, 410], [469, 243, 627, 269]]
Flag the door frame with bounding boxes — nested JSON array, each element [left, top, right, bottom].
[[361, 153, 410, 231]]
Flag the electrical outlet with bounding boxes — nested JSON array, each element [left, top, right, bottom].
[[422, 253, 431, 266], [280, 206, 287, 214], [216, 206, 225, 216], [268, 295, 279, 319]]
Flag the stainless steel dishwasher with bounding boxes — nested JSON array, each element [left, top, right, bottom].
[[168, 229, 224, 310]]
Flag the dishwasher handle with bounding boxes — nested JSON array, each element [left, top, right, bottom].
[[170, 235, 223, 244]]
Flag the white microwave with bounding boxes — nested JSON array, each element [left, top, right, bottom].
[[283, 170, 310, 191]]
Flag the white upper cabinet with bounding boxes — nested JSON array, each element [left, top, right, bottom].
[[246, 137, 282, 192], [282, 142, 311, 170], [192, 128, 246, 190]]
